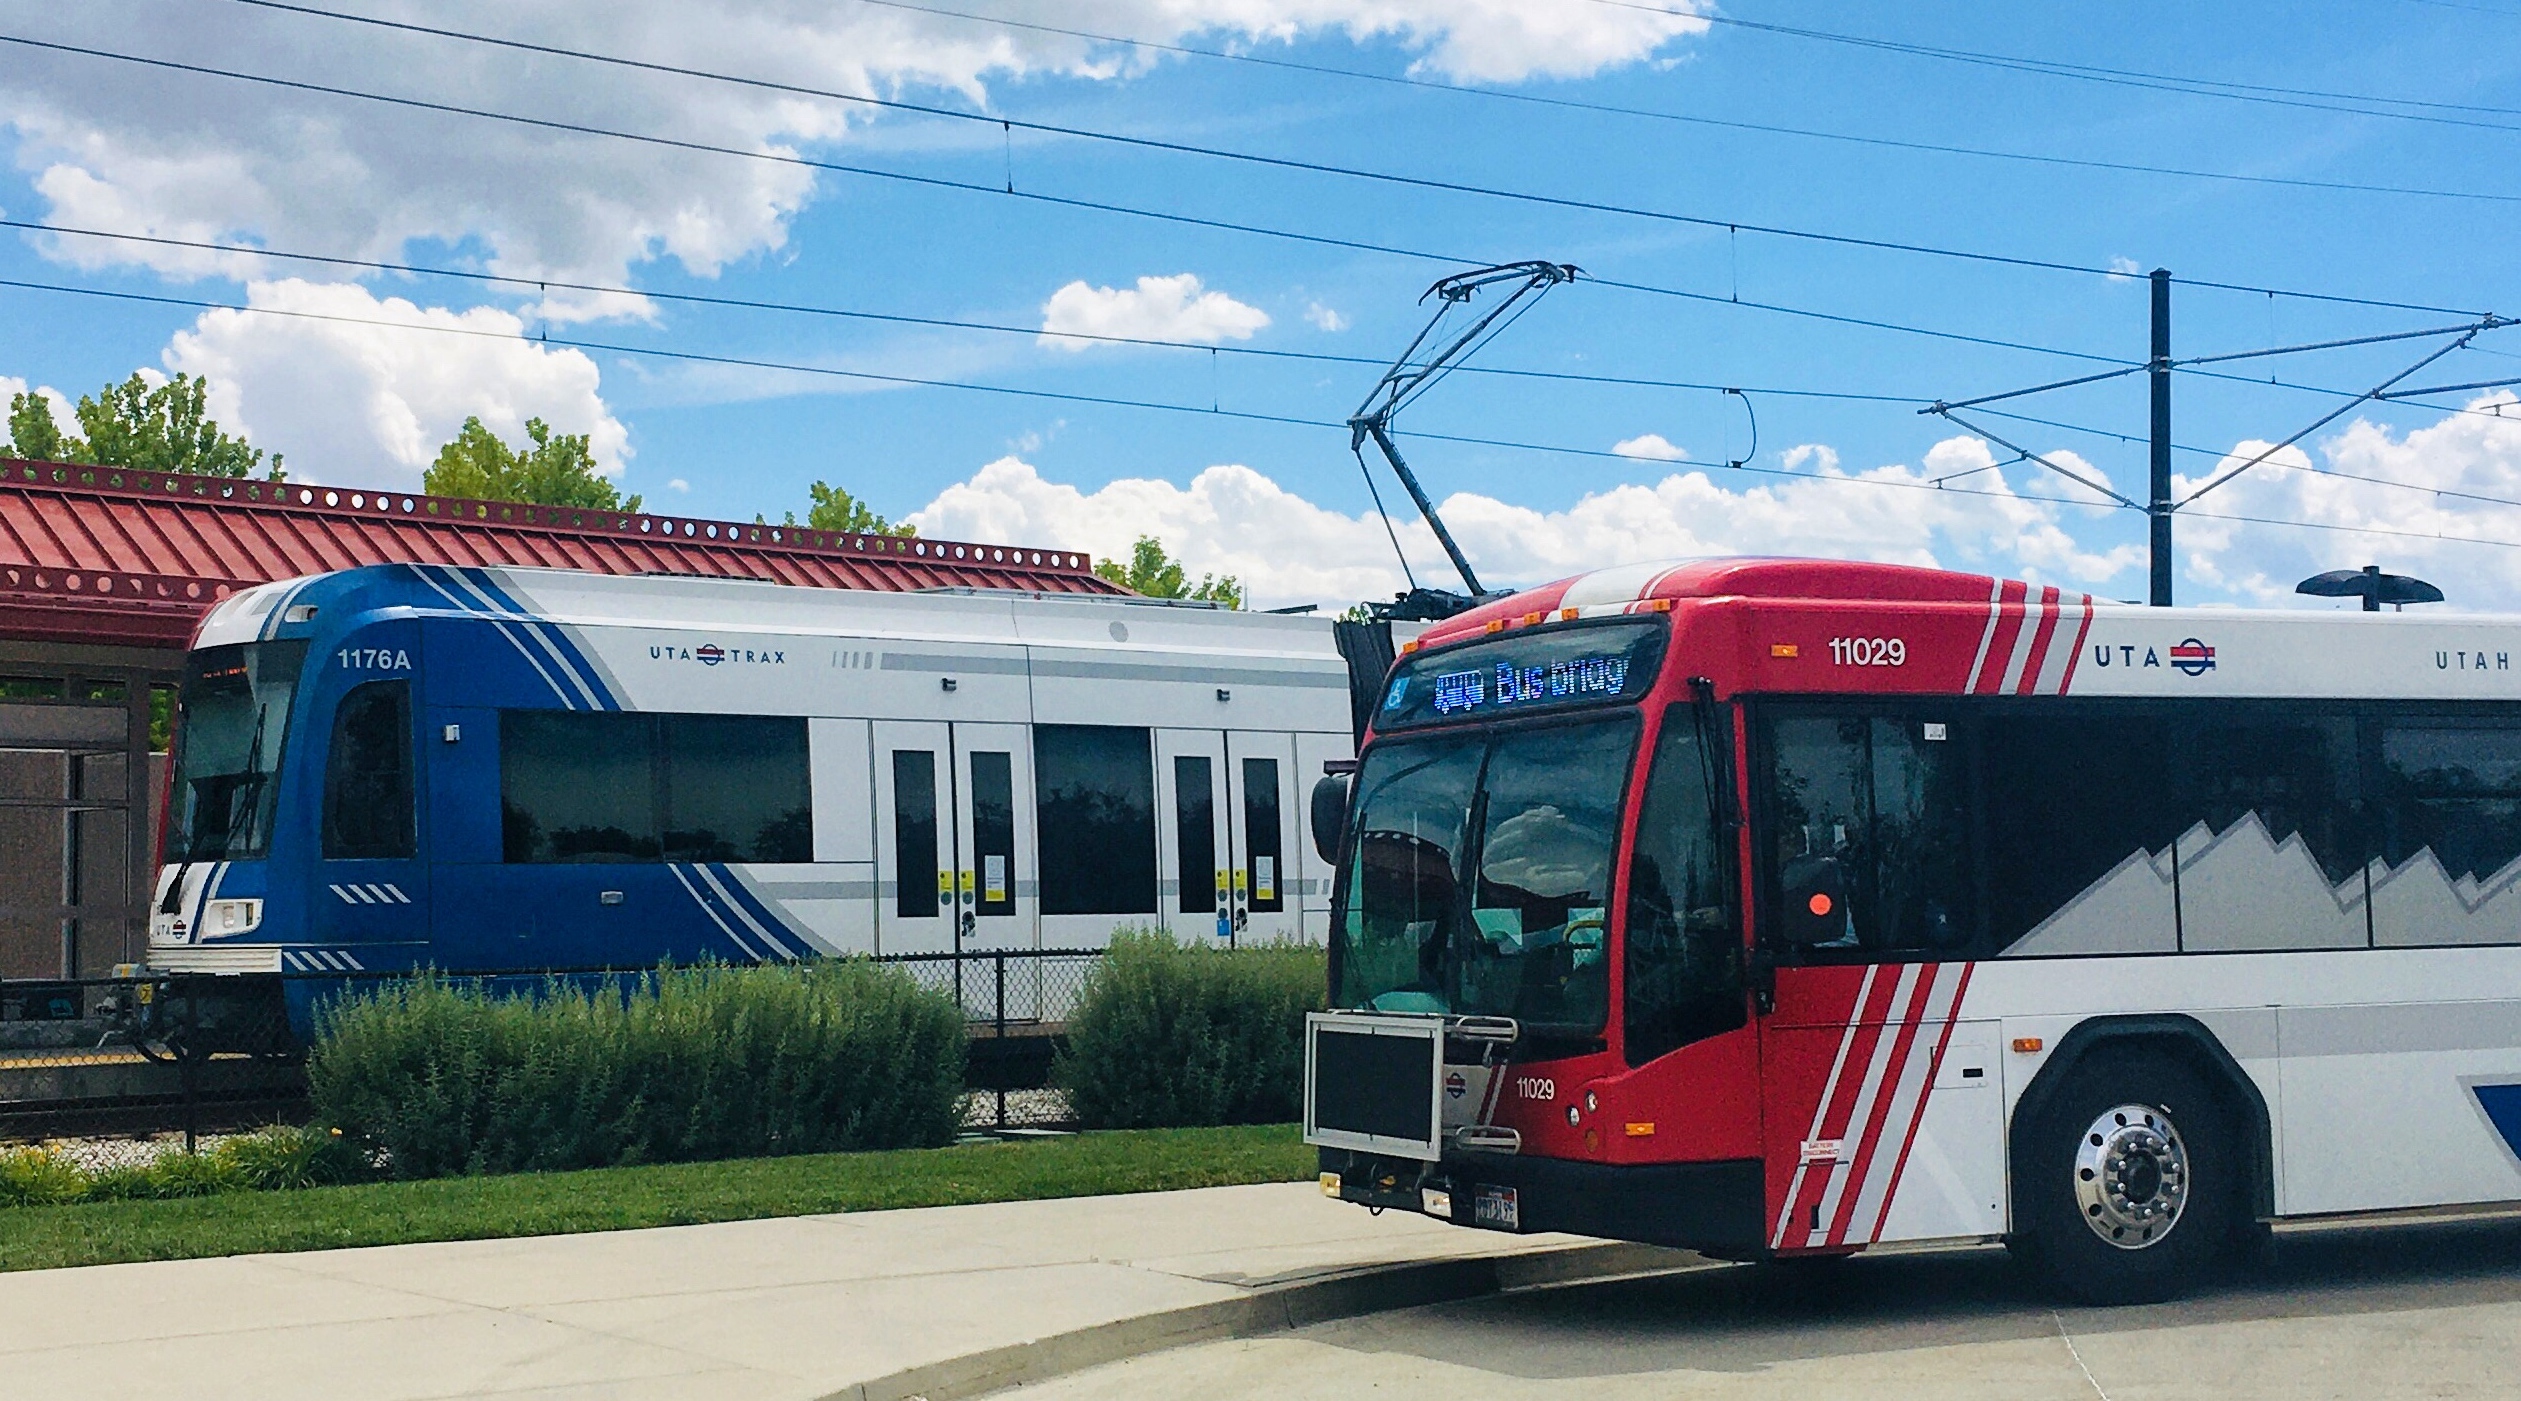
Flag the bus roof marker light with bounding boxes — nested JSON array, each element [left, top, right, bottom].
[[1521, 611, 1544, 627], [1560, 607, 1581, 622], [1650, 598, 1674, 613], [1484, 620, 1504, 634], [1771, 643, 1799, 658], [1399, 640, 1420, 654], [1625, 1122, 1655, 1137]]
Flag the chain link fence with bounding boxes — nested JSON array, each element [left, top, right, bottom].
[[0, 948, 1104, 1141]]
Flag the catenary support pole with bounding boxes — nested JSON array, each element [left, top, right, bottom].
[[2150, 268, 2174, 607]]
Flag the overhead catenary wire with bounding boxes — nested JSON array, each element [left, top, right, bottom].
[[2, 217, 1922, 405], [115, 5, 2493, 317], [822, 0, 2521, 207], [55, 16, 2125, 287], [0, 30, 2162, 371], [1970, 404, 2521, 513], [0, 270, 2043, 509], [1593, 0, 2521, 129], [3, 269, 2507, 554]]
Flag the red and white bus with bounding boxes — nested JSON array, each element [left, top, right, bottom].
[[1302, 556, 2521, 1303]]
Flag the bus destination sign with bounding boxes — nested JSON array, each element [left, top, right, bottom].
[[1377, 620, 1665, 730]]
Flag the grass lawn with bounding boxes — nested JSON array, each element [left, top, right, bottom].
[[0, 1124, 1312, 1273]]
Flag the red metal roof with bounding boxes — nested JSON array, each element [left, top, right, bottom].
[[0, 458, 1120, 650]]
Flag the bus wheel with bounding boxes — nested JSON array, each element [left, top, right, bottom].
[[2013, 1054, 2237, 1305]]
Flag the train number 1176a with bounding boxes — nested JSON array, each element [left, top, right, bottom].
[[1829, 636, 1906, 667]]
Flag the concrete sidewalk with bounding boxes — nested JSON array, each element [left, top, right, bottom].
[[0, 1181, 1686, 1401]]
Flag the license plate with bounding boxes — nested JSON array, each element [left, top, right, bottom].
[[1473, 1186, 1520, 1230]]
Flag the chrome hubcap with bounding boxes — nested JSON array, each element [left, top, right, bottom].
[[2074, 1103, 2189, 1250]]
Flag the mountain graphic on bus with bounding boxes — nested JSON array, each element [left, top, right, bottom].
[[2004, 810, 2521, 958]]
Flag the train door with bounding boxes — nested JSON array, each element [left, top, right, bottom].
[[873, 721, 954, 956], [1155, 731, 1230, 941], [313, 648, 429, 957], [1226, 732, 1300, 944]]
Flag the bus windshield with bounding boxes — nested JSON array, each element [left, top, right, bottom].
[[1335, 716, 1638, 1033], [170, 640, 307, 862]]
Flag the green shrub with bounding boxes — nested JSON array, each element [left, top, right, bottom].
[[81, 1149, 247, 1201], [309, 961, 967, 1180], [212, 1124, 371, 1191], [1055, 932, 1325, 1129], [0, 1148, 85, 1207]]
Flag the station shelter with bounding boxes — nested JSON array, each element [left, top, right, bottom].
[[0, 458, 1114, 981]]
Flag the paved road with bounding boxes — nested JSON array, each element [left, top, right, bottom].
[[1016, 1215, 2521, 1400]]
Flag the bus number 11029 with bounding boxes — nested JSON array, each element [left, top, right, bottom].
[[1830, 636, 1906, 667]]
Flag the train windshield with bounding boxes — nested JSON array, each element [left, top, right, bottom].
[[1334, 715, 1638, 1035], [170, 640, 307, 862]]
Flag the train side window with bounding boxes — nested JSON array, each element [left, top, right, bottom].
[[892, 750, 939, 919], [660, 715, 812, 863], [1035, 725, 1158, 915], [1243, 757, 1284, 913], [322, 681, 415, 860], [502, 712, 659, 862], [1175, 755, 1216, 914], [971, 751, 1016, 915]]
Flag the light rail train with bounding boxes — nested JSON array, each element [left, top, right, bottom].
[[144, 564, 1367, 1020]]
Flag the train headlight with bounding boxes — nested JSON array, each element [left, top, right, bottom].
[[204, 899, 264, 936]]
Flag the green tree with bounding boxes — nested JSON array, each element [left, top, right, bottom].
[[782, 480, 914, 537], [3, 372, 278, 478], [1094, 535, 1243, 608], [424, 416, 637, 511]]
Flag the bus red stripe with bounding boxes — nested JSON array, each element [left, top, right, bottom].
[[1824, 964, 1943, 1244], [2014, 588, 2063, 695], [1864, 964, 1978, 1243]]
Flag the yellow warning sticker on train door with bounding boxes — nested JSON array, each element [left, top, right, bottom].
[[983, 854, 1007, 902], [1254, 856, 1276, 903]]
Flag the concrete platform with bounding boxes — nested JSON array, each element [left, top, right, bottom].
[[0, 1180, 1693, 1401]]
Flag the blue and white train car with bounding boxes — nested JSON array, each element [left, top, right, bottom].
[[144, 563, 1357, 998]]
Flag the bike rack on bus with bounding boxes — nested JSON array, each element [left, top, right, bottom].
[[1444, 1014, 1522, 1155]]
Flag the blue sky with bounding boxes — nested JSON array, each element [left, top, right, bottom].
[[4, 1, 2521, 608]]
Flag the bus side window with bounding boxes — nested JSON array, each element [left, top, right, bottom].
[[322, 680, 415, 860], [1765, 711, 1973, 959], [892, 750, 939, 920], [1625, 709, 1744, 1066]]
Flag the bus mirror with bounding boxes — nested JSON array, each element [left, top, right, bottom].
[[1778, 854, 1849, 946], [1310, 773, 1351, 865]]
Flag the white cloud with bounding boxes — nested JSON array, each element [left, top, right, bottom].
[[2108, 255, 2145, 282], [908, 435, 2143, 611], [160, 279, 629, 486], [1304, 301, 1350, 332], [2171, 395, 2521, 609], [1612, 433, 1688, 462], [1039, 274, 1270, 351], [668, 478, 691, 493], [2, 1, 1702, 313]]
